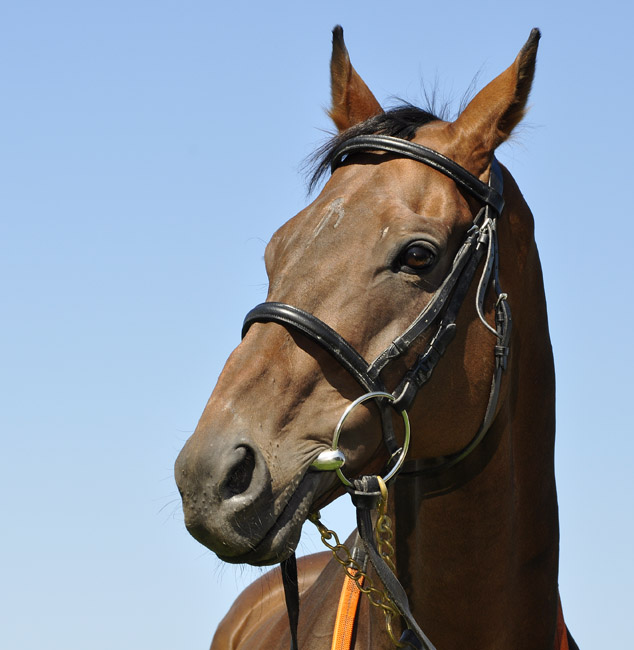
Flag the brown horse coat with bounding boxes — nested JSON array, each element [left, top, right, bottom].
[[176, 27, 576, 649]]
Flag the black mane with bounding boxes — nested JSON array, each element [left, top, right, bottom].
[[306, 104, 439, 193]]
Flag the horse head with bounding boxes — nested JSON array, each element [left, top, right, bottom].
[[175, 27, 546, 575]]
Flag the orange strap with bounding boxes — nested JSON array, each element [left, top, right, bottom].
[[555, 595, 569, 650], [331, 570, 364, 650], [331, 577, 570, 650]]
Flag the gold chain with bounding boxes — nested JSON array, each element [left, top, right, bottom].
[[308, 477, 407, 648], [376, 476, 397, 574]]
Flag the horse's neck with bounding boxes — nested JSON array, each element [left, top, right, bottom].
[[390, 246, 559, 648]]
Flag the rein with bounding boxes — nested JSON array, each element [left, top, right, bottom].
[[241, 134, 511, 649]]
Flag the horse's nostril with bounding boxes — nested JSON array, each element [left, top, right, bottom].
[[221, 445, 256, 499]]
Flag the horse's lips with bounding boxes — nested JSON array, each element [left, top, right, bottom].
[[216, 469, 336, 567]]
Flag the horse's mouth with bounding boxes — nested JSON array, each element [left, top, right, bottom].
[[216, 469, 337, 567]]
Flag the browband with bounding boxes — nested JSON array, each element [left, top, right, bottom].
[[330, 134, 505, 214]]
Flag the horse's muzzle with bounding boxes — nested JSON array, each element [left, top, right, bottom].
[[174, 434, 275, 559]]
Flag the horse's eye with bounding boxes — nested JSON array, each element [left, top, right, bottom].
[[400, 243, 437, 272]]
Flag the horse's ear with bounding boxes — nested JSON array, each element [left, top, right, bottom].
[[328, 26, 383, 132], [452, 29, 541, 174]]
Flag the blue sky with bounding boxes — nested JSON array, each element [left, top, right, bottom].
[[2, 1, 632, 648]]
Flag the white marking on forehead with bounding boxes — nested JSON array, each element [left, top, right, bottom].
[[312, 198, 345, 239], [331, 198, 345, 229], [380, 226, 390, 238]]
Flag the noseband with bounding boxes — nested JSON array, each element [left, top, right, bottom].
[[241, 134, 511, 649]]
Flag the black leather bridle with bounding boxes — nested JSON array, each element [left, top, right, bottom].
[[243, 134, 511, 476], [241, 134, 512, 649]]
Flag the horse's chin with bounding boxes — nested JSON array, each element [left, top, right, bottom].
[[215, 470, 337, 567]]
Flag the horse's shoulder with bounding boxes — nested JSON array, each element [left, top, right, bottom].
[[211, 552, 331, 649]]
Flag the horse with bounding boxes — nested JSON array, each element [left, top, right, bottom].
[[175, 26, 578, 649]]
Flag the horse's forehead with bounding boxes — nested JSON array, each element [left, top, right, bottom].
[[268, 155, 469, 262], [264, 118, 475, 283]]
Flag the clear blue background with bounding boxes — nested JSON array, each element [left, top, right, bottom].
[[2, 1, 632, 648]]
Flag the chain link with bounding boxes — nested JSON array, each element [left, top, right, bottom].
[[376, 476, 397, 574], [308, 477, 408, 648]]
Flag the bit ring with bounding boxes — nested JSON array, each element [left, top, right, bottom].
[[312, 391, 410, 487]]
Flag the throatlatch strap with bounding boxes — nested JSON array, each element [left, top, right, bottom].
[[281, 554, 300, 650]]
